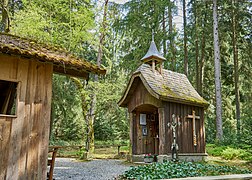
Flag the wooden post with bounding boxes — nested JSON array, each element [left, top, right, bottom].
[[129, 113, 133, 155], [117, 146, 120, 155], [158, 107, 165, 154], [186, 110, 200, 146], [152, 60, 155, 72], [160, 63, 163, 75]]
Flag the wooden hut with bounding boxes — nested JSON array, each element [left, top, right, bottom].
[[118, 39, 208, 162], [0, 33, 106, 179]]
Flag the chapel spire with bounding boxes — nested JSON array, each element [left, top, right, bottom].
[[141, 31, 166, 74]]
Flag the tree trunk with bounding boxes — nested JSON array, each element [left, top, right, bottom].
[[1, 0, 10, 33], [88, 0, 109, 153], [231, 0, 240, 140], [162, 9, 167, 57], [183, 0, 188, 76], [213, 0, 223, 142], [194, 0, 199, 90], [168, 0, 175, 71], [96, 0, 109, 69], [199, 3, 207, 96], [70, 77, 89, 151]]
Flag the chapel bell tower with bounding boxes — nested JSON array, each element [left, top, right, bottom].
[[141, 32, 166, 75]]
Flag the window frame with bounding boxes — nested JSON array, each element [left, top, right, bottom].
[[0, 78, 19, 118]]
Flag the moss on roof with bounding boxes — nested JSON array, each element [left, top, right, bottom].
[[0, 33, 106, 77], [119, 64, 208, 107]]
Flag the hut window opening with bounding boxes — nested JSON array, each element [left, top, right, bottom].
[[0, 80, 18, 115]]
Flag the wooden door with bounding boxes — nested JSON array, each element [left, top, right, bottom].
[[146, 113, 159, 154]]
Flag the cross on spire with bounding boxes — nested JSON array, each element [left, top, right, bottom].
[[152, 29, 154, 42]]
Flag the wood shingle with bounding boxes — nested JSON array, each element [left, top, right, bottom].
[[119, 64, 208, 107]]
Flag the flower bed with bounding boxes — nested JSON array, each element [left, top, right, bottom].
[[143, 154, 157, 163]]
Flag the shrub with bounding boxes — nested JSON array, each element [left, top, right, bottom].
[[207, 145, 227, 156], [221, 147, 252, 161], [221, 147, 242, 160], [206, 144, 252, 161]]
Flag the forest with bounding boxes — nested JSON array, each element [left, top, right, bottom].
[[1, 0, 251, 150]]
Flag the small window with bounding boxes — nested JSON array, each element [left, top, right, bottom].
[[0, 80, 18, 115]]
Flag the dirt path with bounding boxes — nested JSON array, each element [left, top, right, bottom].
[[52, 158, 131, 180]]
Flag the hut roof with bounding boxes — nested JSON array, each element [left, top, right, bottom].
[[119, 64, 208, 108], [0, 33, 106, 78]]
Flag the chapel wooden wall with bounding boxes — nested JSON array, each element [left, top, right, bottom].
[[128, 80, 206, 155], [0, 54, 53, 180], [161, 101, 205, 154], [127, 78, 161, 113]]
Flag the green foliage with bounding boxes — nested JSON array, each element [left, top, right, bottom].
[[206, 144, 227, 157], [51, 75, 85, 142], [221, 147, 252, 161], [122, 161, 251, 179], [92, 76, 129, 141], [206, 144, 252, 161]]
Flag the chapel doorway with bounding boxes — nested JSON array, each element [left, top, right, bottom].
[[145, 112, 159, 154], [136, 104, 159, 155]]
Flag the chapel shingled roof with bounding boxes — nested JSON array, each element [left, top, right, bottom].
[[119, 64, 208, 107], [0, 33, 106, 78]]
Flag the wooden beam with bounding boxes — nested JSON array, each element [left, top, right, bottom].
[[53, 66, 89, 79]]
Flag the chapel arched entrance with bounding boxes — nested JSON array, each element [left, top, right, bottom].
[[133, 104, 159, 155]]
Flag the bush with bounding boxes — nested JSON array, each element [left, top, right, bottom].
[[206, 144, 252, 161], [207, 144, 227, 156], [221, 147, 243, 160]]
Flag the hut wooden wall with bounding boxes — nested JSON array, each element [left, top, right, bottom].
[[163, 101, 205, 154], [0, 54, 53, 180]]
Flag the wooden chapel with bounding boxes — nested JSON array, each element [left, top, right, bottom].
[[118, 38, 208, 162], [0, 33, 106, 179]]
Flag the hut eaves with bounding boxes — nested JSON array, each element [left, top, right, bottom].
[[118, 64, 208, 108], [0, 33, 106, 78]]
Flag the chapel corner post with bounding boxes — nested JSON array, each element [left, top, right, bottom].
[[158, 107, 165, 154], [129, 112, 133, 156]]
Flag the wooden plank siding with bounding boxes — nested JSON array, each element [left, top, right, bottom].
[[128, 79, 162, 113], [0, 54, 53, 180], [163, 102, 205, 154], [0, 117, 12, 180]]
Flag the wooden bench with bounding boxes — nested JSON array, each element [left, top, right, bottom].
[[47, 147, 59, 180], [47, 145, 84, 179], [95, 144, 128, 155]]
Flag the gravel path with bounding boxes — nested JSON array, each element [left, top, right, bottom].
[[53, 158, 131, 180]]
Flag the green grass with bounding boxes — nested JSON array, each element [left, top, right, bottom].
[[120, 161, 252, 180], [54, 146, 129, 159]]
